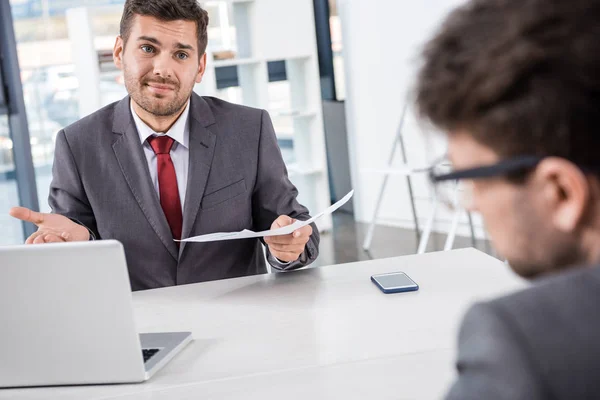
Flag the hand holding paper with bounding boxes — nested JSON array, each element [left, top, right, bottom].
[[178, 190, 354, 243], [264, 215, 313, 262]]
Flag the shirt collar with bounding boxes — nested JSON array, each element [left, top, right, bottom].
[[130, 98, 190, 149]]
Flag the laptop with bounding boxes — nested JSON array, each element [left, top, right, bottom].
[[0, 240, 192, 388]]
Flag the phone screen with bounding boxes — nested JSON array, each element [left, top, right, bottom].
[[373, 272, 417, 289]]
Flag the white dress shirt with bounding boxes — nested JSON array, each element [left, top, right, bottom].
[[130, 99, 190, 212]]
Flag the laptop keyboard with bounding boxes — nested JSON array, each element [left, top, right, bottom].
[[142, 348, 160, 363]]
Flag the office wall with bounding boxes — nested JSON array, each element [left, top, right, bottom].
[[339, 0, 488, 239]]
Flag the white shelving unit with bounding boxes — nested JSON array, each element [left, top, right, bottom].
[[195, 0, 332, 231]]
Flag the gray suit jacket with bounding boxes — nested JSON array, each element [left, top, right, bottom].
[[446, 265, 600, 400], [49, 94, 320, 291]]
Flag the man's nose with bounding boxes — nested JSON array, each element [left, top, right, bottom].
[[152, 54, 175, 79]]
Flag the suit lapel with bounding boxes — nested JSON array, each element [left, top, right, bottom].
[[180, 94, 217, 255], [111, 96, 179, 260]]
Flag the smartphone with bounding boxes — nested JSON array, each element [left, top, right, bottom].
[[371, 272, 419, 294]]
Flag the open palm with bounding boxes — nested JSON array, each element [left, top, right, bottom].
[[9, 207, 90, 244]]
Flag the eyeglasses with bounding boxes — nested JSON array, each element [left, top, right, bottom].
[[428, 155, 544, 209]]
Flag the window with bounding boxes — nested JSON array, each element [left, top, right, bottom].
[[0, 66, 6, 110], [10, 0, 127, 212], [0, 114, 24, 245]]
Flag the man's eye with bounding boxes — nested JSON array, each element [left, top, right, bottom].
[[141, 45, 155, 53], [176, 52, 189, 60]]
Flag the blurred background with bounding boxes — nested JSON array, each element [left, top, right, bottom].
[[1, 0, 493, 263]]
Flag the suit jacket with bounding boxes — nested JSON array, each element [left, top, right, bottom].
[[445, 265, 600, 400], [49, 94, 320, 291]]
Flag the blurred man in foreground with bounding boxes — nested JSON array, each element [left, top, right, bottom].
[[416, 0, 600, 398]]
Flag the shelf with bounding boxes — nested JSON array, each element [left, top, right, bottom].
[[212, 55, 313, 69], [287, 164, 323, 177], [266, 54, 312, 62], [276, 131, 294, 141], [212, 58, 262, 68], [272, 109, 317, 119], [204, 0, 254, 5]]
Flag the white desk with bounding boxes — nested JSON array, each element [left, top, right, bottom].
[[1, 248, 525, 400]]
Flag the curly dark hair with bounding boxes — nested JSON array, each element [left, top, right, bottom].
[[416, 0, 600, 166], [120, 0, 209, 55]]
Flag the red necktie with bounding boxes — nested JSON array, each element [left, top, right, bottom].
[[147, 135, 183, 241]]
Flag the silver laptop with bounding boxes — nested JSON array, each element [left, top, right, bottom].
[[0, 240, 192, 388]]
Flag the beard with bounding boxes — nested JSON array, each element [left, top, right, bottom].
[[498, 207, 587, 280], [484, 187, 591, 280], [124, 67, 191, 117], [508, 251, 583, 279]]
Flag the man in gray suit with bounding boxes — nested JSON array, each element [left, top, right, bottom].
[[9, 0, 319, 290], [415, 0, 600, 398]]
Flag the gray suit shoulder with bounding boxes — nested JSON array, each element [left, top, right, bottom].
[[445, 299, 545, 400], [491, 263, 600, 308], [489, 264, 600, 335], [201, 95, 265, 118], [447, 265, 600, 400], [200, 96, 269, 133], [198, 96, 272, 145]]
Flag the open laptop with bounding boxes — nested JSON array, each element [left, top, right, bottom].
[[0, 240, 192, 388]]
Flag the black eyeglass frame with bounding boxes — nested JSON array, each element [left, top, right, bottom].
[[429, 155, 545, 183]]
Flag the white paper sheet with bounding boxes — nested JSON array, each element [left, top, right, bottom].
[[178, 190, 354, 243]]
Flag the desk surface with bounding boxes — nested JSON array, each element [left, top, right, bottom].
[[1, 248, 525, 400]]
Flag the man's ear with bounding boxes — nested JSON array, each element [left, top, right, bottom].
[[195, 52, 207, 84], [537, 158, 590, 233], [113, 35, 125, 71]]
